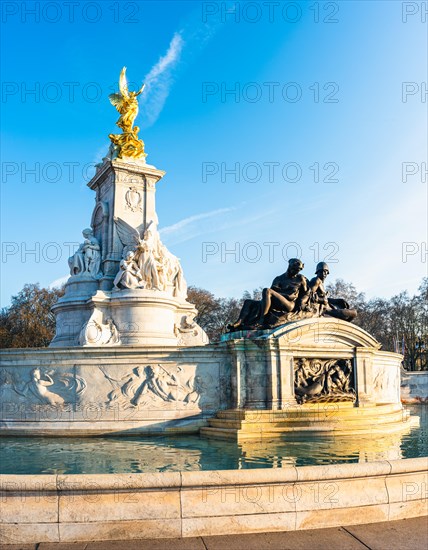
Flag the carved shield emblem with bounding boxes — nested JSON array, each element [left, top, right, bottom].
[[125, 187, 142, 212]]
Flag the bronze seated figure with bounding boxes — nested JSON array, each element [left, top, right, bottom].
[[227, 260, 357, 332]]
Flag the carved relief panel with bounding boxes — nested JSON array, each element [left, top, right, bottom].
[[294, 358, 356, 404]]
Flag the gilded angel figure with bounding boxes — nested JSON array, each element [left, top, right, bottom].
[[108, 67, 147, 160], [109, 67, 145, 132]]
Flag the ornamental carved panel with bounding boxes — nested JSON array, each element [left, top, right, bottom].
[[125, 187, 142, 212], [294, 358, 356, 404]]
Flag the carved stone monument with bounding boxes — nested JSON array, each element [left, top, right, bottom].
[[201, 317, 408, 441], [50, 68, 207, 348], [0, 68, 416, 440]]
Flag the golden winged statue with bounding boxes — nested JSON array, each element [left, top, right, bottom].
[[108, 67, 147, 160]]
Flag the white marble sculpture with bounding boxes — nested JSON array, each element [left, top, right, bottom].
[[139, 223, 162, 290], [114, 216, 187, 297], [50, 155, 206, 348], [113, 251, 144, 290], [79, 314, 122, 346], [101, 363, 203, 408], [158, 239, 187, 298], [174, 314, 207, 346], [68, 228, 102, 279], [28, 368, 65, 406]]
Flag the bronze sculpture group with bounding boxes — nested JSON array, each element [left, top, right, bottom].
[[228, 260, 357, 331], [294, 358, 355, 404]]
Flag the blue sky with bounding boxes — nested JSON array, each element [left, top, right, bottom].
[[1, 0, 427, 307]]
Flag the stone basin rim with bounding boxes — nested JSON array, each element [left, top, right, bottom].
[[1, 456, 427, 490]]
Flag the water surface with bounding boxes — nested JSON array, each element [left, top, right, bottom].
[[1, 405, 426, 474]]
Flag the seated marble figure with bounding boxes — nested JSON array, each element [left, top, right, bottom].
[[68, 228, 102, 279], [228, 259, 357, 331]]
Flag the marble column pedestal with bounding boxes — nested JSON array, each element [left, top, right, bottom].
[[201, 317, 414, 441], [51, 288, 208, 348]]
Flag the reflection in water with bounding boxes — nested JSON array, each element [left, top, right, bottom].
[[0, 405, 426, 475], [239, 430, 410, 468]]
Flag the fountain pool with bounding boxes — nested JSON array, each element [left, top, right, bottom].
[[1, 405, 426, 475]]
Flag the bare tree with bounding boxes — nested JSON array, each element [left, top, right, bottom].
[[187, 286, 243, 342], [2, 279, 426, 370]]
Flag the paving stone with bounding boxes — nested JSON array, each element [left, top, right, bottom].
[[3, 517, 428, 549], [202, 527, 367, 550], [86, 537, 205, 550], [344, 516, 428, 550]]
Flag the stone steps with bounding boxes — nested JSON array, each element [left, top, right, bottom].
[[200, 419, 413, 440], [201, 403, 415, 441], [207, 410, 408, 430], [215, 403, 402, 421]]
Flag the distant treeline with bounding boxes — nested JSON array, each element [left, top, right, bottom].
[[1, 278, 427, 371]]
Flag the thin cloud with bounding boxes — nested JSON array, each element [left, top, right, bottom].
[[49, 275, 69, 289], [160, 207, 235, 238], [145, 33, 184, 85], [159, 206, 280, 247], [139, 7, 222, 127], [140, 32, 184, 127]]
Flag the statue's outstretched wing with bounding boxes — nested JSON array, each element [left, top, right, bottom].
[[109, 93, 123, 109], [114, 217, 141, 247], [119, 67, 129, 99]]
